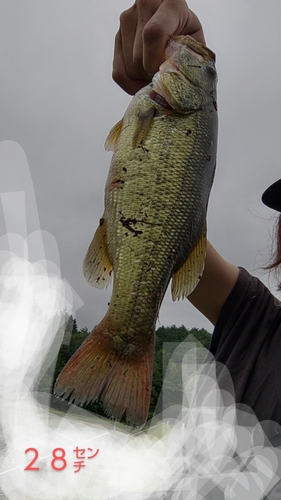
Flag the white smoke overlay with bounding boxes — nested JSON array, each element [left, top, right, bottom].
[[0, 141, 281, 499]]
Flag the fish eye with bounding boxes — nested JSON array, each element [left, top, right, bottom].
[[206, 65, 217, 78]]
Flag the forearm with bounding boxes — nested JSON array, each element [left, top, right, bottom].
[[188, 242, 239, 325]]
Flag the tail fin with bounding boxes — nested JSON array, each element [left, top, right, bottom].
[[54, 318, 154, 427]]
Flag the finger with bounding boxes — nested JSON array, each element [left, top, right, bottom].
[[112, 30, 149, 95], [179, 7, 205, 43], [133, 0, 162, 80], [118, 5, 143, 81], [155, 0, 205, 42], [113, 5, 147, 94]]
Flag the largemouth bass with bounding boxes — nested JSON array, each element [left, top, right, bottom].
[[55, 36, 218, 426]]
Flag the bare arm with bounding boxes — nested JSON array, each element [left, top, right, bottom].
[[188, 242, 239, 325]]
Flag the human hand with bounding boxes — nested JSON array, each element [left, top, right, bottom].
[[112, 0, 205, 95]]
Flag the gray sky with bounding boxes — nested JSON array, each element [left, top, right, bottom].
[[1, 0, 281, 334]]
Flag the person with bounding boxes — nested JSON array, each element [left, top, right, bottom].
[[113, 0, 281, 434]]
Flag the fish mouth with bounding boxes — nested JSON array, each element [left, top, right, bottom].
[[149, 89, 174, 110], [170, 35, 216, 63]]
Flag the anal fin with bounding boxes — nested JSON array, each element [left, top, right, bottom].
[[82, 216, 113, 288], [171, 232, 207, 300]]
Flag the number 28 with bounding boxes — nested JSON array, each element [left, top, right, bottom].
[[24, 448, 67, 471]]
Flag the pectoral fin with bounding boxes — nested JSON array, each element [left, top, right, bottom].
[[171, 232, 207, 301], [105, 119, 124, 151], [133, 108, 156, 147], [82, 216, 113, 288]]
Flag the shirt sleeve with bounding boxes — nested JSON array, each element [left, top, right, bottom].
[[210, 267, 281, 357], [208, 267, 281, 425]]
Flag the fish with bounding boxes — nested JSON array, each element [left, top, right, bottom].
[[54, 35, 218, 427]]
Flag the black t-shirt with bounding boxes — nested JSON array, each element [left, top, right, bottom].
[[209, 267, 281, 428]]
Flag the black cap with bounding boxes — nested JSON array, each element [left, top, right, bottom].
[[262, 179, 281, 212]]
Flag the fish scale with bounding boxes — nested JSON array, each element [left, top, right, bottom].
[[54, 35, 218, 426], [106, 111, 208, 339]]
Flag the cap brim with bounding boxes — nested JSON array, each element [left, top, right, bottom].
[[261, 179, 281, 212]]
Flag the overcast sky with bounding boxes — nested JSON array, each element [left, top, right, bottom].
[[0, 0, 281, 334]]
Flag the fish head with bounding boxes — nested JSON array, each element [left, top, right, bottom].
[[151, 35, 217, 113]]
